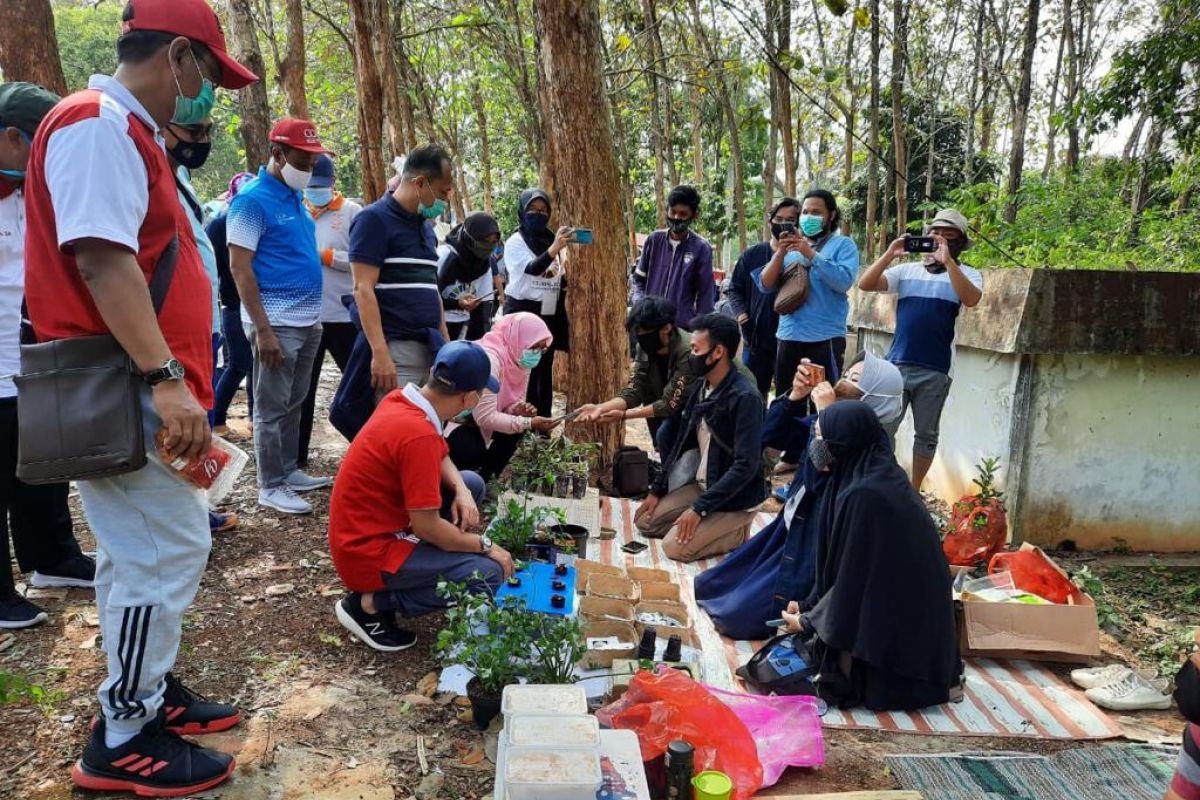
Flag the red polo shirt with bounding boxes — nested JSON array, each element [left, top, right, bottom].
[[22, 75, 213, 406]]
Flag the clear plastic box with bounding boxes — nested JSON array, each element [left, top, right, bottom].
[[501, 684, 587, 718], [503, 746, 601, 800], [504, 714, 600, 750]]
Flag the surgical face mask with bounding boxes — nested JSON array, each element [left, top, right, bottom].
[[808, 437, 835, 472], [518, 349, 543, 369], [171, 49, 216, 126], [166, 136, 212, 171], [280, 160, 313, 191], [688, 349, 717, 377], [305, 187, 333, 206], [452, 407, 474, 423], [833, 379, 864, 400], [667, 217, 691, 235], [523, 211, 549, 233], [799, 214, 825, 237], [418, 180, 448, 219], [637, 330, 664, 356]]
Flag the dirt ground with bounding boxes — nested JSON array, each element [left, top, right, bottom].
[[0, 369, 1192, 799]]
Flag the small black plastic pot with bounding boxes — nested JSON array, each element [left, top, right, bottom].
[[549, 524, 590, 561], [466, 677, 503, 731]]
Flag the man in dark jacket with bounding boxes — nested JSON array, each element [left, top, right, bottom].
[[635, 313, 767, 562], [631, 185, 715, 330], [576, 297, 694, 450]]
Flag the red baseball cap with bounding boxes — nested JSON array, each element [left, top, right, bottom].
[[268, 118, 331, 154], [121, 0, 258, 90]]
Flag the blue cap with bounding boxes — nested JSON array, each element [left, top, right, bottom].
[[430, 341, 500, 394], [309, 154, 335, 188]]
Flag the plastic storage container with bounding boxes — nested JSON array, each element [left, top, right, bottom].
[[504, 714, 600, 750], [501, 684, 588, 718], [503, 746, 602, 800]]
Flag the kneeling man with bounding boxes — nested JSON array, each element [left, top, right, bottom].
[[330, 341, 514, 651], [636, 314, 768, 561]]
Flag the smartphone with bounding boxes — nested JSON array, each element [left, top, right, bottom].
[[904, 235, 937, 253], [800, 362, 825, 385], [765, 618, 786, 628], [621, 541, 648, 554], [776, 221, 796, 235], [572, 227, 594, 245]]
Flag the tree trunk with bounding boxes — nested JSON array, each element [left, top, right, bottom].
[[644, 0, 678, 189], [890, 0, 908, 235], [376, 2, 407, 159], [0, 0, 67, 95], [1128, 119, 1163, 245], [1062, 0, 1083, 172], [777, 0, 796, 196], [639, 3, 666, 227], [763, 0, 779, 238], [278, 0, 308, 117], [865, 0, 881, 261], [689, 87, 704, 186], [533, 0, 628, 460], [225, 0, 272, 171], [1004, 0, 1040, 224], [471, 82, 495, 214], [1042, 6, 1067, 180], [841, 19, 857, 191], [964, 0, 985, 182], [348, 0, 388, 202]]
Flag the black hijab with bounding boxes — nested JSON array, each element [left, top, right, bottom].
[[445, 211, 500, 283], [517, 188, 554, 255], [805, 402, 960, 690]]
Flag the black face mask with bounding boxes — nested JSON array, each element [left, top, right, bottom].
[[688, 349, 718, 377], [637, 330, 664, 357], [770, 222, 795, 241], [1175, 660, 1200, 724], [668, 217, 691, 235], [167, 139, 212, 171], [460, 227, 496, 261]]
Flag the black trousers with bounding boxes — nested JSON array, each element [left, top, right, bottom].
[[299, 321, 359, 468], [0, 398, 81, 594], [774, 337, 848, 415], [447, 426, 523, 481]]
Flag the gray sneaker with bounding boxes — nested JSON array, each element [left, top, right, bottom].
[[258, 486, 312, 515], [284, 470, 333, 493]]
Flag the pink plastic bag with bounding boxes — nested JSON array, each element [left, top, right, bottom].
[[704, 685, 826, 786]]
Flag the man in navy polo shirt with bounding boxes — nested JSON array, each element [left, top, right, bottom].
[[228, 117, 333, 515], [349, 143, 453, 399]]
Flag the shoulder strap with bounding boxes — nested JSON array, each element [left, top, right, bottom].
[[148, 233, 179, 316]]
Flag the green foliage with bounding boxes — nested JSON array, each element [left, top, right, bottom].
[[1071, 566, 1124, 632], [434, 579, 584, 693], [971, 458, 1004, 503], [487, 495, 563, 554], [0, 669, 65, 714]]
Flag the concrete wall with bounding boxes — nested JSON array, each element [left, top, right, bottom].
[[1020, 353, 1200, 551]]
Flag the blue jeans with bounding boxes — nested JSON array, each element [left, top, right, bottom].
[[372, 471, 499, 618], [213, 307, 253, 426]]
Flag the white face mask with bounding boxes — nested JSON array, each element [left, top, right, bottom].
[[280, 161, 313, 191]]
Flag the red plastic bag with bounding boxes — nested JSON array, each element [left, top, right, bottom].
[[989, 544, 1084, 605], [596, 668, 763, 799], [943, 494, 1008, 567]]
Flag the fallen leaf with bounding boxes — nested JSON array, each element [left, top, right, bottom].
[[414, 772, 443, 800], [265, 583, 295, 597], [416, 671, 439, 697], [0, 633, 15, 653], [79, 634, 99, 650], [319, 585, 342, 597], [452, 696, 471, 708], [25, 588, 67, 601], [456, 707, 475, 724], [460, 746, 485, 766], [400, 694, 435, 706], [433, 692, 456, 707]]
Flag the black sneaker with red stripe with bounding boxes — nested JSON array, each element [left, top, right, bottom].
[[72, 713, 235, 797], [161, 673, 241, 735]]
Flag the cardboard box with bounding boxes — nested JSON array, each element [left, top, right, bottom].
[[957, 592, 1101, 663], [587, 574, 640, 602], [634, 600, 697, 647], [573, 559, 623, 592], [581, 620, 639, 668], [637, 580, 681, 604], [579, 595, 636, 624], [626, 566, 672, 584]]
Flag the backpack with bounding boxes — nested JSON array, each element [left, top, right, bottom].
[[611, 446, 650, 498], [736, 633, 819, 697]]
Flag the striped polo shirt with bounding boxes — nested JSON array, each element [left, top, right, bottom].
[[884, 261, 984, 374], [347, 193, 442, 336]]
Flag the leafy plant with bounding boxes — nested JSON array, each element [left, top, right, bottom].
[[971, 457, 1005, 502], [488, 495, 565, 554], [0, 669, 64, 714], [1072, 565, 1125, 632]]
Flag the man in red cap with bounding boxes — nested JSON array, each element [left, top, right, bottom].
[[21, 1, 256, 795], [227, 117, 333, 516]]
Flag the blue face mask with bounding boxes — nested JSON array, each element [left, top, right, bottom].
[[171, 50, 216, 126], [799, 214, 825, 237], [519, 349, 543, 369], [522, 212, 549, 233], [417, 181, 448, 219], [305, 188, 333, 206]]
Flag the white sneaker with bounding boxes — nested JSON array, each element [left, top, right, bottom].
[[259, 486, 312, 515], [284, 470, 333, 493], [1085, 671, 1172, 711], [1070, 664, 1158, 690]]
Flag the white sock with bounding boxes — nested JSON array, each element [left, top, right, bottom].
[[104, 726, 138, 750]]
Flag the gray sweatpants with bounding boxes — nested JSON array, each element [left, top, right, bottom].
[[374, 339, 434, 403], [79, 392, 210, 737], [246, 323, 322, 488]]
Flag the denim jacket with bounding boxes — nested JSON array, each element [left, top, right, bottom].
[[653, 365, 768, 515]]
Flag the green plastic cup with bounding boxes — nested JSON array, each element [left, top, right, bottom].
[[692, 770, 733, 800]]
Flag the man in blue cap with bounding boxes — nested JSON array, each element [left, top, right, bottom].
[[328, 340, 513, 651]]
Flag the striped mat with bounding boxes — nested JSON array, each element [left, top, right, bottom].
[[595, 496, 1122, 741]]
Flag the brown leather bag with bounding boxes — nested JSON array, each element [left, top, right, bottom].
[[772, 263, 810, 315]]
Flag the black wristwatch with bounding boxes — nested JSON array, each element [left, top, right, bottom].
[[143, 358, 185, 386]]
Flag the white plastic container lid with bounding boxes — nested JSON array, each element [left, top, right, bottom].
[[503, 746, 602, 800], [505, 714, 600, 749], [501, 684, 588, 717]]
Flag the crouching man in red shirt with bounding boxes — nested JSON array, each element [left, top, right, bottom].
[[329, 340, 514, 651]]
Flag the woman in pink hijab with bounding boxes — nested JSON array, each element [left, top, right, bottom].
[[446, 312, 560, 479]]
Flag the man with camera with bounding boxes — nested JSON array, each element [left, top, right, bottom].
[[857, 208, 983, 491]]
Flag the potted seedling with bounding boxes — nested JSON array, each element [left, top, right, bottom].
[[435, 580, 535, 730], [526, 612, 586, 685], [549, 523, 590, 565]]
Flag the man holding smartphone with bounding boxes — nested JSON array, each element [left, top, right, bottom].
[[857, 208, 983, 491]]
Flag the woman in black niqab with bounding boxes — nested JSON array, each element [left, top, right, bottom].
[[802, 401, 962, 712]]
